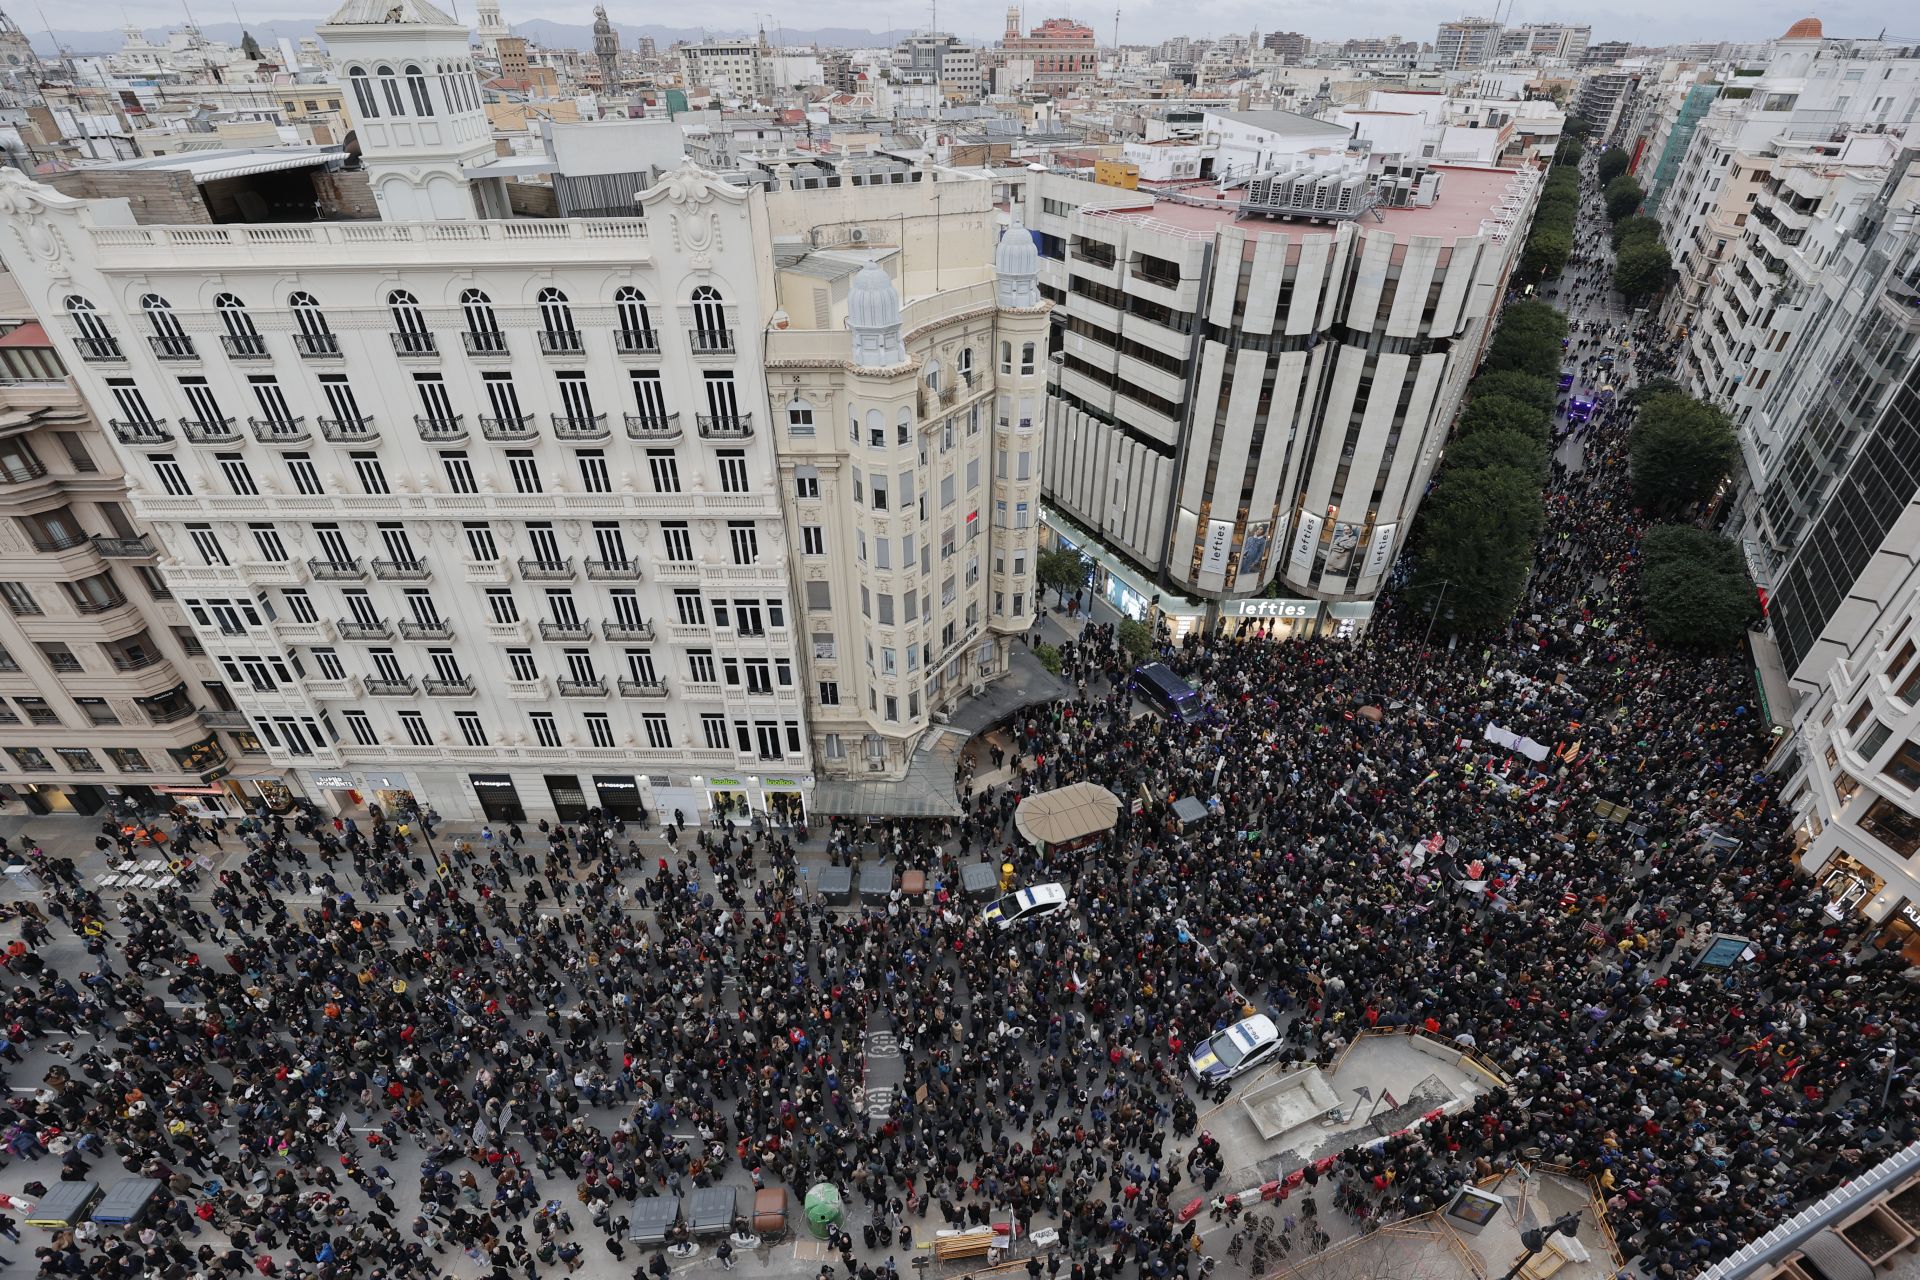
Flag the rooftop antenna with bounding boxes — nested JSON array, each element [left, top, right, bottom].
[[1112, 6, 1118, 52]]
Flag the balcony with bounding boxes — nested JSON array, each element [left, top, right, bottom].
[[551, 413, 610, 441], [74, 592, 132, 615], [74, 336, 124, 362], [462, 330, 509, 356], [556, 677, 607, 697], [625, 412, 683, 441], [365, 676, 418, 696], [28, 529, 92, 554], [390, 331, 437, 357], [320, 415, 380, 444], [398, 619, 454, 640], [337, 618, 392, 640], [308, 557, 366, 581], [423, 676, 475, 697], [148, 333, 198, 360], [198, 707, 250, 729], [538, 329, 585, 355], [144, 702, 198, 725], [697, 412, 754, 440], [618, 677, 669, 698], [518, 557, 575, 580], [108, 651, 165, 671], [250, 417, 312, 445], [505, 677, 550, 700], [179, 417, 240, 444], [414, 414, 468, 443], [486, 619, 530, 643], [690, 330, 735, 355], [602, 619, 656, 641], [92, 534, 157, 558], [292, 332, 342, 359], [585, 558, 642, 580], [303, 675, 364, 700], [539, 620, 592, 641], [464, 558, 511, 584], [220, 333, 269, 360], [615, 329, 660, 354], [479, 414, 537, 442], [0, 458, 46, 484], [371, 557, 431, 581]]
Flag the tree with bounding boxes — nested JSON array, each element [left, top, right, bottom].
[[1445, 428, 1546, 479], [1411, 464, 1544, 633], [1628, 377, 1681, 406], [1605, 175, 1645, 222], [1642, 557, 1759, 650], [1628, 392, 1739, 513], [1471, 370, 1560, 415], [1457, 394, 1550, 443], [1034, 642, 1064, 676], [1554, 136, 1585, 165], [1597, 147, 1631, 185], [1521, 224, 1573, 279], [1642, 524, 1746, 577], [1036, 548, 1091, 606], [1563, 113, 1592, 141], [1117, 618, 1155, 664], [1484, 307, 1568, 377], [1610, 215, 1661, 249], [1614, 239, 1672, 303]]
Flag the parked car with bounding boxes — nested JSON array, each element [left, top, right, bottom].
[[1188, 1014, 1283, 1084]]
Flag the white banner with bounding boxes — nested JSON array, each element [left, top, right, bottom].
[[1287, 512, 1324, 576], [1200, 519, 1235, 574], [1363, 522, 1399, 579], [1483, 723, 1551, 762]]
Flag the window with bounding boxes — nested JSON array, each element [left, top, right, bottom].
[[15, 697, 58, 726], [181, 378, 230, 431], [283, 589, 317, 624], [290, 291, 335, 349], [107, 378, 160, 428], [754, 722, 785, 760], [76, 697, 117, 726], [486, 590, 519, 624], [37, 641, 79, 672], [344, 710, 378, 745], [787, 399, 816, 436], [1020, 342, 1036, 374], [456, 712, 486, 747], [690, 285, 728, 348], [441, 452, 477, 494], [701, 714, 729, 749], [674, 590, 706, 625], [538, 287, 580, 350], [1861, 796, 1920, 858], [348, 65, 379, 117], [629, 371, 667, 424], [351, 452, 389, 495], [818, 680, 839, 706], [530, 712, 561, 748], [648, 450, 681, 493], [313, 648, 346, 680], [688, 650, 716, 682], [662, 523, 694, 562], [250, 375, 297, 425], [250, 525, 288, 562], [388, 289, 431, 352], [579, 712, 612, 748], [58, 433, 96, 473], [507, 451, 542, 494], [151, 454, 192, 496], [285, 454, 323, 495], [405, 63, 433, 115], [399, 710, 432, 746], [871, 473, 889, 511], [215, 453, 256, 496], [795, 465, 820, 499], [643, 714, 672, 749], [577, 450, 611, 494], [461, 289, 503, 350], [464, 523, 499, 563], [107, 747, 151, 772], [215, 293, 262, 352], [802, 525, 825, 556], [507, 649, 538, 681], [729, 522, 759, 565], [415, 373, 456, 423], [65, 296, 116, 356], [187, 526, 229, 567], [7, 747, 51, 772], [319, 375, 367, 432], [614, 287, 654, 345], [142, 294, 189, 353]]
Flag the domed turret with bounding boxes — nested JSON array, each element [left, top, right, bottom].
[[849, 261, 906, 368], [1783, 16, 1823, 38], [996, 210, 1041, 308]]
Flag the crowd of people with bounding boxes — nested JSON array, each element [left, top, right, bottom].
[[1, 146, 1915, 1280]]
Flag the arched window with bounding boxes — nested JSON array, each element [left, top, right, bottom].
[[1020, 342, 1036, 375], [957, 347, 973, 383], [214, 293, 264, 357], [614, 286, 654, 350], [404, 63, 433, 116], [387, 289, 433, 355], [461, 288, 503, 354], [691, 285, 730, 350], [141, 294, 193, 358], [347, 65, 379, 118], [537, 287, 580, 353], [288, 290, 336, 355], [786, 398, 816, 436], [64, 296, 116, 358], [376, 64, 404, 116]]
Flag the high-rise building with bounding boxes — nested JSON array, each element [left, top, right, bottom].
[[998, 15, 1097, 96], [1433, 17, 1504, 70], [894, 33, 981, 101], [1022, 150, 1540, 637], [1582, 41, 1631, 65], [1574, 70, 1637, 139], [1261, 31, 1311, 64], [679, 39, 773, 104]]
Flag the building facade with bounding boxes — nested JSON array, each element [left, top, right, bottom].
[[1020, 153, 1538, 637], [679, 39, 773, 105], [998, 13, 1097, 97], [1433, 18, 1504, 70]]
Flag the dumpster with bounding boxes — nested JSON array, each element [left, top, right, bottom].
[[687, 1186, 735, 1237], [857, 863, 893, 900], [816, 866, 853, 906], [752, 1187, 790, 1239], [804, 1183, 844, 1240], [628, 1196, 681, 1244], [24, 1180, 100, 1229], [91, 1177, 165, 1227], [959, 861, 998, 899], [900, 869, 926, 899]]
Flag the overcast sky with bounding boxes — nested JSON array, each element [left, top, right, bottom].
[[55, 0, 1919, 49]]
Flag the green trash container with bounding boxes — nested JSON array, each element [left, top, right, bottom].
[[803, 1183, 844, 1240]]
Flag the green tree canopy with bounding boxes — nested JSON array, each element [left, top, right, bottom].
[[1628, 376, 1682, 405], [1411, 463, 1545, 633], [1628, 392, 1739, 513], [1597, 147, 1631, 184], [1521, 224, 1573, 279], [1610, 214, 1661, 249], [1116, 618, 1155, 663], [1642, 524, 1746, 577], [1458, 394, 1551, 443], [1641, 557, 1760, 650], [1615, 239, 1673, 303], [1471, 370, 1560, 415], [1445, 428, 1547, 479], [1563, 113, 1593, 140], [1605, 175, 1645, 222], [1554, 136, 1585, 165], [1036, 548, 1091, 605]]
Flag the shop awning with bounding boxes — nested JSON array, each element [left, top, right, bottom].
[[1015, 782, 1121, 848], [812, 778, 961, 819]]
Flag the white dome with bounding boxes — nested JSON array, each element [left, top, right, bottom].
[[996, 210, 1041, 308], [849, 261, 907, 368]]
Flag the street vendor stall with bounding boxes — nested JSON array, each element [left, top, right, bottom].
[[1014, 782, 1121, 856]]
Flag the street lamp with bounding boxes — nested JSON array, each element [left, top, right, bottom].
[[1500, 1213, 1583, 1280]]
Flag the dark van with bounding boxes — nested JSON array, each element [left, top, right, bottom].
[[1134, 663, 1204, 722]]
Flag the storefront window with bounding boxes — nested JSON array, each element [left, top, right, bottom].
[[229, 731, 266, 756], [54, 747, 103, 772], [1861, 796, 1920, 858], [169, 735, 229, 775], [107, 747, 151, 773], [1885, 741, 1920, 791], [6, 747, 51, 772]]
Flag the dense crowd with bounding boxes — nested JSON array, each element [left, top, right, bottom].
[[0, 148, 1913, 1280]]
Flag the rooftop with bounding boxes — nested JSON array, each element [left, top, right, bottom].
[[1078, 163, 1528, 243], [1206, 108, 1356, 136]]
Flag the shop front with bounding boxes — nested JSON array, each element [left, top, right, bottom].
[[469, 773, 526, 823], [762, 777, 807, 828], [544, 775, 591, 823], [1874, 899, 1920, 966], [591, 775, 646, 822], [1817, 851, 1885, 918], [309, 770, 364, 815], [703, 777, 755, 824], [1041, 508, 1207, 640], [1219, 597, 1323, 640], [224, 773, 300, 814], [360, 772, 416, 822]]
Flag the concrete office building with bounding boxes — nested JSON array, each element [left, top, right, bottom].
[[1433, 18, 1504, 70], [894, 33, 982, 102], [1020, 148, 1540, 638], [0, 277, 241, 816], [0, 0, 813, 827], [679, 38, 774, 105]]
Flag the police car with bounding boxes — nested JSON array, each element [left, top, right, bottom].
[[981, 883, 1070, 930], [1187, 1014, 1283, 1084]]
